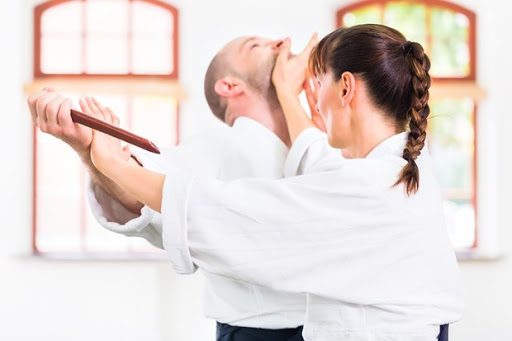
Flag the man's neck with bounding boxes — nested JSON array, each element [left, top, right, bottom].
[[228, 101, 291, 147]]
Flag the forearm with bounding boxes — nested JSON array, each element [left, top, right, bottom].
[[78, 150, 144, 214], [98, 158, 165, 213], [277, 91, 315, 143]]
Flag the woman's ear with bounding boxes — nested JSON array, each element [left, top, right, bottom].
[[214, 77, 245, 98], [338, 72, 355, 107]]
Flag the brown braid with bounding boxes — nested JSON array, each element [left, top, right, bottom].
[[394, 41, 432, 195], [308, 25, 432, 195]]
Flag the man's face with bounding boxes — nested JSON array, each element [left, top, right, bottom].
[[223, 36, 285, 103]]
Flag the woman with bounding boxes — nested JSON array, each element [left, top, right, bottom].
[[87, 25, 463, 340]]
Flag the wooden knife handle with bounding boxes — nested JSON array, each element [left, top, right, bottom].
[[70, 109, 160, 154]]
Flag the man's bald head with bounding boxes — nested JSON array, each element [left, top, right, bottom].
[[204, 37, 284, 122], [203, 47, 241, 121]]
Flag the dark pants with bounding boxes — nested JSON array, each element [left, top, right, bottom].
[[217, 322, 448, 341], [216, 322, 304, 341], [438, 324, 449, 341]]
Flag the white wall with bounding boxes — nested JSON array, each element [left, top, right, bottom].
[[1, 0, 512, 340]]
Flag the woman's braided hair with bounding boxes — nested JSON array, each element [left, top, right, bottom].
[[397, 41, 431, 194], [309, 24, 431, 195]]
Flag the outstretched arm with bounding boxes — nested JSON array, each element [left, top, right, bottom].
[[96, 158, 164, 213], [27, 89, 144, 214], [84, 99, 165, 213]]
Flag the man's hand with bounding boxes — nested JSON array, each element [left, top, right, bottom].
[[27, 88, 92, 156]]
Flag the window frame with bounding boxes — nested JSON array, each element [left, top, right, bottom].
[[33, 0, 180, 79], [31, 0, 181, 257], [336, 0, 480, 250], [336, 0, 476, 81]]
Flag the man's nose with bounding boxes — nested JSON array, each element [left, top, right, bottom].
[[270, 39, 285, 50]]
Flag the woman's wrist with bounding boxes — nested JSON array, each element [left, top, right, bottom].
[[276, 86, 299, 102], [275, 92, 315, 143], [94, 155, 127, 178], [276, 90, 304, 115]]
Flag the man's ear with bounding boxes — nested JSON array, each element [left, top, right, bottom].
[[214, 77, 245, 98], [338, 72, 355, 107]]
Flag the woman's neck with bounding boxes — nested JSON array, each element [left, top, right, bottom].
[[348, 111, 399, 158]]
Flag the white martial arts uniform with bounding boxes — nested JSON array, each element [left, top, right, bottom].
[[159, 128, 465, 341], [88, 117, 307, 329]]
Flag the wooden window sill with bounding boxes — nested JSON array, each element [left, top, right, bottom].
[[430, 80, 486, 101], [24, 76, 187, 100]]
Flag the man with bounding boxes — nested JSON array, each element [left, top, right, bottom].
[[27, 36, 310, 341]]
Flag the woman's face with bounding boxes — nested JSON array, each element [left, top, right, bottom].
[[316, 71, 352, 149]]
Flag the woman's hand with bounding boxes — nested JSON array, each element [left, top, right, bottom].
[[272, 33, 318, 98], [79, 97, 131, 175], [270, 33, 320, 143], [303, 77, 327, 133], [80, 97, 164, 213]]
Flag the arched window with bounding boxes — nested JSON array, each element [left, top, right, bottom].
[[35, 0, 178, 77], [336, 0, 486, 252], [28, 0, 182, 257]]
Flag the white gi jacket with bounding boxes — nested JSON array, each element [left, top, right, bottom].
[[160, 128, 465, 341], [87, 117, 307, 329]]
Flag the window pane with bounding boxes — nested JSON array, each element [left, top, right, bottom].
[[41, 37, 82, 74], [132, 95, 177, 147], [85, 35, 128, 73], [384, 2, 427, 47], [342, 6, 382, 27], [85, 0, 129, 35], [132, 36, 173, 74], [84, 0, 129, 74], [428, 98, 475, 249], [36, 192, 82, 252], [36, 132, 83, 253], [430, 8, 470, 77], [85, 94, 130, 128], [132, 0, 173, 34], [443, 199, 475, 249], [84, 203, 130, 253], [429, 98, 474, 190], [131, 0, 174, 75], [36, 132, 82, 193], [41, 0, 82, 35]]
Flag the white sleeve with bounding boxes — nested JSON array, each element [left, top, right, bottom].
[[86, 133, 216, 255], [86, 147, 165, 249], [284, 128, 344, 177], [160, 161, 463, 317]]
